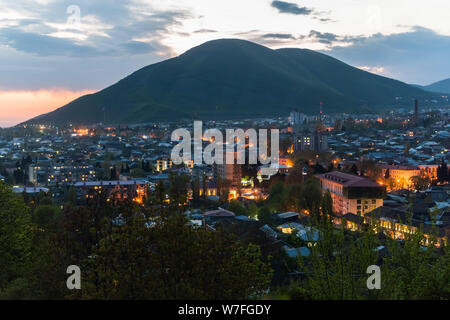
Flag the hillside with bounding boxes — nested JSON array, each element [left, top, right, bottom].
[[27, 39, 436, 125], [424, 78, 450, 94]]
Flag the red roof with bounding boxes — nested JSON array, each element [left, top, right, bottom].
[[377, 164, 419, 171], [204, 208, 236, 217], [316, 171, 382, 188]]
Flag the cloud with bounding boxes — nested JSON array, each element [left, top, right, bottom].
[[324, 27, 450, 84], [194, 29, 218, 34], [0, 1, 189, 57], [307, 30, 338, 44], [271, 1, 313, 15], [0, 28, 100, 57], [357, 65, 386, 75], [262, 33, 296, 40]]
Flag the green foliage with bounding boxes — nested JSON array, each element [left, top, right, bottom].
[[410, 175, 431, 191], [278, 216, 450, 300], [227, 200, 250, 217], [0, 183, 33, 291], [130, 168, 147, 178], [33, 205, 61, 228], [320, 191, 333, 216], [82, 212, 273, 299], [257, 206, 273, 226]]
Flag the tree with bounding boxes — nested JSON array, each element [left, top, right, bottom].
[[404, 142, 410, 156], [130, 168, 146, 178], [33, 204, 61, 228], [278, 213, 450, 300], [81, 212, 273, 299], [349, 164, 358, 175], [154, 180, 166, 208], [65, 186, 77, 206], [267, 181, 287, 212], [321, 191, 333, 217], [410, 175, 431, 191], [109, 166, 118, 180], [0, 183, 33, 291], [168, 173, 189, 210], [437, 161, 448, 183], [227, 200, 249, 217], [257, 206, 273, 225], [300, 179, 322, 217], [192, 176, 200, 203]]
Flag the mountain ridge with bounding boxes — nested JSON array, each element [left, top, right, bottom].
[[26, 39, 437, 125], [420, 78, 450, 94]]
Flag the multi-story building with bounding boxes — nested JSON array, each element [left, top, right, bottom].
[[215, 151, 242, 187], [29, 163, 96, 186], [418, 165, 439, 181], [316, 171, 385, 216], [294, 133, 328, 153], [156, 159, 173, 172], [289, 110, 306, 127], [291, 109, 328, 153], [378, 164, 421, 188], [73, 180, 149, 204]]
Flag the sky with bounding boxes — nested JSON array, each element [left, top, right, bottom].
[[1, 0, 450, 127]]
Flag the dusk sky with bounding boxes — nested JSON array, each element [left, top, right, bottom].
[[1, 0, 450, 127]]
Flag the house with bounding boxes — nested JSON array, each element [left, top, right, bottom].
[[204, 208, 235, 218], [13, 186, 49, 194], [73, 180, 148, 204], [345, 206, 450, 247], [316, 171, 385, 216], [282, 246, 310, 258]]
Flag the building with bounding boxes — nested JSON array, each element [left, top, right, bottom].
[[156, 159, 173, 172], [289, 110, 306, 127], [344, 206, 448, 247], [29, 163, 96, 186], [214, 151, 242, 187], [316, 171, 385, 216], [294, 132, 328, 153], [378, 164, 421, 188], [418, 165, 439, 181], [13, 186, 50, 194], [73, 180, 148, 204]]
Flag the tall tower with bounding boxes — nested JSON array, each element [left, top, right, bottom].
[[414, 99, 419, 124], [319, 102, 323, 121]]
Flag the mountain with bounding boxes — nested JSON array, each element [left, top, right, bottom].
[[421, 78, 450, 94], [27, 39, 436, 125]]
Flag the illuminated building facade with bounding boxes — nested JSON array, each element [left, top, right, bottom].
[[418, 165, 439, 181], [73, 180, 149, 204], [378, 164, 421, 189], [156, 159, 173, 172], [317, 171, 385, 216], [215, 151, 242, 187]]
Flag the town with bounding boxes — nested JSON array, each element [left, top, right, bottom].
[[1, 101, 449, 249]]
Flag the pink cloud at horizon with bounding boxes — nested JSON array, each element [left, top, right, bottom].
[[0, 89, 97, 128]]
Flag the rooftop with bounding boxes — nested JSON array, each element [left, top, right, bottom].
[[316, 171, 382, 188], [73, 180, 147, 187], [378, 164, 419, 171]]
